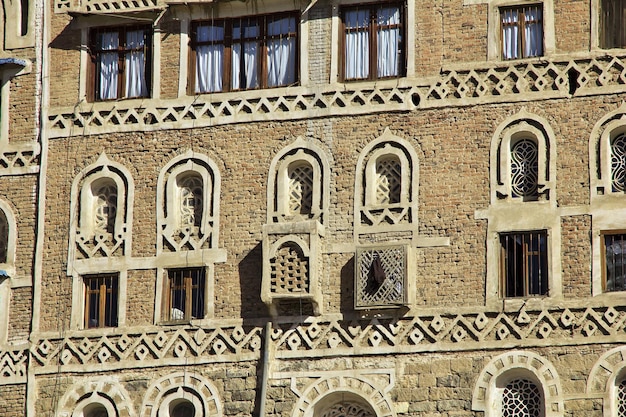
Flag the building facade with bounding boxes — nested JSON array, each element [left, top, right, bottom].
[[1, 0, 626, 416]]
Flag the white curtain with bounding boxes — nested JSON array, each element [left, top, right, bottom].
[[232, 23, 259, 90], [524, 7, 543, 57], [377, 6, 400, 78], [196, 25, 224, 93], [99, 32, 119, 100], [345, 9, 370, 79], [267, 17, 296, 87], [125, 30, 147, 98], [501, 9, 519, 60]]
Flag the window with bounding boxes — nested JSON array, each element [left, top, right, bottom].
[[171, 401, 195, 417], [164, 268, 205, 321], [619, 378, 626, 417], [288, 162, 313, 215], [375, 155, 401, 205], [93, 181, 117, 235], [501, 378, 543, 417], [602, 233, 626, 292], [611, 132, 626, 192], [190, 13, 298, 94], [89, 26, 151, 101], [0, 209, 7, 264], [178, 175, 203, 228], [84, 274, 118, 328], [510, 138, 539, 199], [600, 0, 626, 49], [501, 4, 543, 60], [500, 231, 548, 297], [341, 3, 404, 81]]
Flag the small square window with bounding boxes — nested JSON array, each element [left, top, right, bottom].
[[600, 0, 626, 49], [341, 3, 405, 81], [84, 274, 118, 328], [500, 4, 543, 60], [602, 233, 626, 292], [89, 25, 152, 101], [500, 231, 548, 297], [164, 268, 205, 322]]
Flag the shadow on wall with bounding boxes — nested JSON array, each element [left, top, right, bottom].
[[237, 241, 267, 319]]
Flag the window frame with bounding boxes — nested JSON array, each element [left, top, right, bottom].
[[339, 1, 406, 82], [499, 3, 544, 60], [601, 231, 626, 293], [83, 273, 119, 329], [88, 24, 153, 102], [188, 12, 300, 95], [162, 268, 206, 322], [599, 0, 626, 49], [499, 230, 549, 298]]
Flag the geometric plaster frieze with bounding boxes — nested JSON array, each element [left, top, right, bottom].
[[48, 54, 626, 138], [587, 345, 626, 394], [0, 347, 28, 385], [56, 377, 136, 417], [472, 350, 563, 417]]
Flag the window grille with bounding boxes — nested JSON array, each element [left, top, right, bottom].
[[288, 163, 313, 215], [179, 175, 203, 228], [270, 243, 309, 294], [603, 233, 626, 292], [164, 268, 205, 321], [611, 133, 626, 192], [375, 156, 401, 205], [84, 274, 118, 328], [510, 139, 539, 198], [355, 245, 407, 309], [94, 183, 117, 234], [500, 231, 548, 297], [0, 209, 7, 263], [502, 379, 542, 417], [618, 378, 626, 417], [319, 402, 376, 417], [500, 4, 543, 60], [600, 0, 626, 49]]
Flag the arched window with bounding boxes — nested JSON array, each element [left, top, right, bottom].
[[93, 181, 117, 235], [178, 174, 203, 228], [288, 161, 314, 215], [611, 132, 626, 192], [83, 403, 109, 417], [318, 401, 376, 417], [0, 208, 8, 264], [170, 400, 195, 417], [510, 138, 539, 199], [501, 378, 543, 417], [375, 155, 401, 205]]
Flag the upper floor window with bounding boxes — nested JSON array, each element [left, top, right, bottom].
[[611, 132, 626, 192], [84, 274, 118, 329], [163, 268, 205, 322], [190, 13, 298, 94], [502, 378, 543, 416], [375, 155, 401, 205], [93, 181, 117, 235], [89, 26, 151, 101], [0, 209, 7, 264], [600, 0, 626, 49], [602, 232, 626, 292], [500, 230, 548, 298], [288, 161, 314, 215], [510, 138, 539, 199], [501, 4, 543, 60], [178, 174, 203, 228], [341, 3, 405, 81]]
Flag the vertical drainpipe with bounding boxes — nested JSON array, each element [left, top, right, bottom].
[[258, 320, 272, 417]]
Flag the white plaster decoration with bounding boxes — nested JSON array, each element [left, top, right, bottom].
[[0, 344, 28, 384], [0, 200, 17, 279], [587, 345, 626, 417], [472, 350, 563, 417], [1, 0, 35, 49], [56, 378, 136, 417], [48, 53, 626, 138], [140, 371, 223, 417], [354, 128, 419, 238], [354, 244, 408, 309]]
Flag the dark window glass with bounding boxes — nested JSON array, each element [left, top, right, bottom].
[[501, 231, 548, 297]]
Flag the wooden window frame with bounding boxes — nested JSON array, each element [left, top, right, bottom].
[[188, 12, 299, 95], [601, 231, 626, 293], [600, 0, 626, 49], [84, 274, 119, 329], [163, 268, 206, 322], [340, 1, 406, 82], [88, 25, 152, 102], [500, 230, 548, 298], [499, 4, 543, 60]]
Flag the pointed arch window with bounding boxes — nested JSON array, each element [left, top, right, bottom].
[[288, 161, 314, 215], [0, 209, 8, 264], [510, 138, 539, 198], [611, 132, 626, 192], [178, 174, 203, 228], [375, 155, 402, 205], [93, 181, 118, 235]]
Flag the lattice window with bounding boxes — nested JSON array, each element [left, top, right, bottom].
[[502, 379, 542, 417], [611, 133, 626, 192], [618, 378, 626, 417], [288, 163, 313, 215], [355, 245, 406, 309], [0, 209, 7, 263], [375, 156, 401, 205], [319, 402, 376, 417], [511, 139, 539, 198], [94, 183, 117, 234], [270, 243, 309, 294], [179, 175, 203, 228]]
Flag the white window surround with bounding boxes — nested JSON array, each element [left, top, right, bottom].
[[56, 378, 134, 417], [0, 200, 17, 279], [463, 0, 555, 61], [483, 110, 561, 308], [587, 346, 626, 417], [590, 0, 626, 51], [472, 350, 563, 417], [0, 0, 35, 49], [70, 270, 127, 330], [365, 147, 407, 207], [330, 0, 415, 83], [172, 0, 310, 98]]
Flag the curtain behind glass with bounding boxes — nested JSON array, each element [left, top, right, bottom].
[[267, 16, 296, 87], [524, 7, 543, 57], [125, 30, 147, 97], [232, 21, 259, 90], [98, 32, 119, 100], [501, 9, 519, 60], [196, 25, 224, 93], [345, 9, 369, 79], [377, 6, 400, 78]]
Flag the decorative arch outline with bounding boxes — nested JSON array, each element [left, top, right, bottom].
[[0, 199, 17, 272], [140, 371, 223, 417], [56, 377, 135, 417], [589, 102, 626, 199], [472, 350, 563, 417]]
